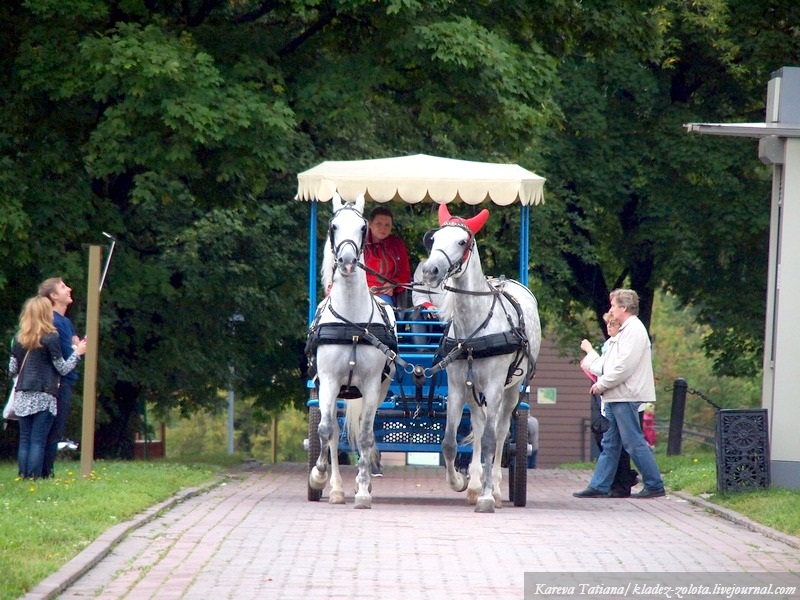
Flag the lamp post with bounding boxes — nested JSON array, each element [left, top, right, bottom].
[[227, 366, 235, 455], [228, 313, 244, 455]]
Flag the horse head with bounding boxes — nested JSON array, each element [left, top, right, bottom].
[[421, 203, 489, 286], [328, 192, 367, 277]]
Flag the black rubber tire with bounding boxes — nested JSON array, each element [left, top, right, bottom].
[[511, 408, 529, 507], [307, 406, 322, 501], [508, 456, 516, 504]]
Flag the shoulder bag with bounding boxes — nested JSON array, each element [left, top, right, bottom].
[[3, 351, 30, 421]]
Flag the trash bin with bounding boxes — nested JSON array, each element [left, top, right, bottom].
[[715, 408, 770, 493]]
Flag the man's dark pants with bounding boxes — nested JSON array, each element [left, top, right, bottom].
[[42, 382, 74, 478]]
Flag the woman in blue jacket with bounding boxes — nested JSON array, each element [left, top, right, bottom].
[[8, 296, 86, 479]]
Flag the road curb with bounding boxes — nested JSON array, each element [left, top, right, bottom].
[[673, 490, 800, 551], [23, 477, 226, 600]]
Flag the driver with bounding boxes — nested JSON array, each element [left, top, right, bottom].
[[364, 206, 411, 306]]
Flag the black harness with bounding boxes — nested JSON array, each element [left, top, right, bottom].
[[309, 321, 397, 350], [433, 280, 536, 405], [305, 297, 399, 397], [440, 329, 522, 359]]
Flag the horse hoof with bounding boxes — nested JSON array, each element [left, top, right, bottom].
[[329, 490, 345, 504], [466, 488, 480, 505], [475, 498, 495, 513], [354, 495, 372, 509], [448, 473, 468, 493], [309, 468, 328, 490]]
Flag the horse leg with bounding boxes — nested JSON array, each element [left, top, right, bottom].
[[443, 388, 468, 494], [475, 419, 498, 513], [490, 388, 519, 507], [353, 443, 372, 509], [466, 399, 487, 505], [328, 413, 345, 504], [351, 389, 381, 509], [309, 386, 343, 503], [475, 386, 504, 513]]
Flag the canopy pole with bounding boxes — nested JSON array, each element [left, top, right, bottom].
[[519, 204, 530, 287], [308, 201, 318, 326]]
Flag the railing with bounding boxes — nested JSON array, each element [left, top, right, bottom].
[[662, 420, 715, 450], [581, 417, 713, 462]]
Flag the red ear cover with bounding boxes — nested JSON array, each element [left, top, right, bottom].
[[437, 203, 490, 235], [464, 209, 490, 235], [438, 202, 452, 225]]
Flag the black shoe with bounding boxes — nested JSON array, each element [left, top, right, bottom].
[[630, 487, 666, 499], [572, 486, 608, 498], [370, 462, 383, 478], [608, 489, 631, 498], [626, 470, 640, 487]]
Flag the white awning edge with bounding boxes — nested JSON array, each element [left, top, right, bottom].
[[295, 154, 545, 206]]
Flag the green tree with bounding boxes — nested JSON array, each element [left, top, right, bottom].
[[2, 0, 793, 459], [0, 0, 564, 456], [531, 0, 799, 379]]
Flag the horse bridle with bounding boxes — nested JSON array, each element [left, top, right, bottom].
[[424, 219, 475, 280], [328, 204, 368, 265]]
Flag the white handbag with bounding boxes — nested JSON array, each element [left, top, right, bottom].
[[4, 351, 30, 421], [3, 377, 19, 420]]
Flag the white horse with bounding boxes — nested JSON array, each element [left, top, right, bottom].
[[307, 193, 396, 508], [421, 203, 541, 513]]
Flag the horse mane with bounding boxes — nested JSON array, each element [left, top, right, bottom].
[[436, 243, 483, 322], [321, 233, 335, 291]]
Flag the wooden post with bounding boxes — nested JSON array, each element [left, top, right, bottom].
[[80, 245, 102, 477], [271, 417, 278, 463]]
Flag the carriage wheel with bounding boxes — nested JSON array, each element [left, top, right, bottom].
[[509, 407, 528, 507], [307, 406, 322, 501]]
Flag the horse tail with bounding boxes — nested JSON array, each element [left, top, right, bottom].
[[461, 431, 474, 447], [460, 402, 487, 447], [344, 396, 363, 451]]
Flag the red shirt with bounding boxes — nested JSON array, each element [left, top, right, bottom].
[[363, 234, 411, 297]]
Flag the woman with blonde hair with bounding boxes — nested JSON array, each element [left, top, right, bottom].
[[8, 296, 86, 479]]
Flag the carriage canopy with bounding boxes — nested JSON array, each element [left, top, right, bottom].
[[297, 154, 546, 320], [296, 154, 545, 206]]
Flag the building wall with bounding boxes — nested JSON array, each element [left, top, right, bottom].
[[530, 337, 594, 468]]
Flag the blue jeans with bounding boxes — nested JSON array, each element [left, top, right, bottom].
[[589, 401, 664, 493], [43, 382, 74, 478], [18, 410, 56, 479]]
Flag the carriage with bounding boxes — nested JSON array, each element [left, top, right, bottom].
[[297, 154, 544, 509]]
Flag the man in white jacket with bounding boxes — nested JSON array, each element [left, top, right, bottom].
[[573, 289, 666, 499]]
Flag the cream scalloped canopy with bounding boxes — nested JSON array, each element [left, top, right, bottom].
[[295, 154, 545, 206]]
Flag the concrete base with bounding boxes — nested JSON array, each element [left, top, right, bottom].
[[770, 460, 800, 489]]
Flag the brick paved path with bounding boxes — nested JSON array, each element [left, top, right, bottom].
[[27, 464, 800, 599]]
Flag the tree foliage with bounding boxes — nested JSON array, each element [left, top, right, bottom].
[[1, 0, 796, 457], [0, 0, 561, 456], [531, 0, 800, 379]]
